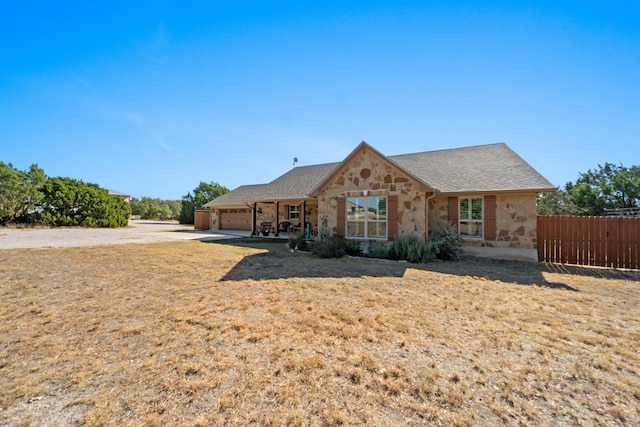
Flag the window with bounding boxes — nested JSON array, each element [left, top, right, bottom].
[[459, 197, 483, 238], [346, 196, 387, 239], [289, 205, 299, 220]]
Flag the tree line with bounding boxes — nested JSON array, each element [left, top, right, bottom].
[[0, 162, 228, 227], [130, 181, 228, 223], [538, 162, 640, 216]]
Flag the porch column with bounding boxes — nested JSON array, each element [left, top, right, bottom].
[[252, 202, 257, 235], [302, 201, 306, 236], [275, 201, 280, 236]]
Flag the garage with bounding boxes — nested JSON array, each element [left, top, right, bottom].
[[219, 208, 252, 230]]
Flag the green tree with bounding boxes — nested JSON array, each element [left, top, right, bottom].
[[539, 163, 640, 216], [537, 188, 582, 215], [179, 181, 228, 224], [167, 200, 181, 219], [39, 177, 130, 227], [565, 163, 640, 215], [130, 197, 177, 220], [0, 162, 46, 224]]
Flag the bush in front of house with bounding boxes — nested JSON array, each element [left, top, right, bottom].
[[368, 240, 391, 259], [288, 234, 308, 251], [428, 224, 463, 260], [343, 238, 360, 255], [311, 237, 346, 258], [309, 229, 359, 258], [389, 234, 435, 263], [308, 230, 461, 263]]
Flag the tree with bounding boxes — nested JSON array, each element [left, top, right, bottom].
[[0, 162, 46, 225], [167, 200, 181, 219], [39, 177, 130, 227], [537, 189, 582, 215], [179, 181, 228, 224], [539, 163, 640, 216], [566, 163, 640, 215], [130, 197, 178, 220]]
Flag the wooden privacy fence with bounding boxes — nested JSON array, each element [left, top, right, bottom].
[[537, 215, 640, 269], [194, 209, 212, 231]]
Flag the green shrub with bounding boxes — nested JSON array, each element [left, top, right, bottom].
[[311, 238, 346, 258], [389, 234, 435, 263], [344, 238, 360, 255], [368, 240, 391, 259], [38, 177, 129, 228], [310, 229, 358, 258], [429, 225, 463, 260], [288, 234, 308, 251]]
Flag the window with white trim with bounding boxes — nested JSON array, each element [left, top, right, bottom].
[[289, 205, 299, 220], [346, 196, 387, 239], [459, 197, 483, 238]]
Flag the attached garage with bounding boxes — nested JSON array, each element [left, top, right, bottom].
[[219, 208, 252, 230]]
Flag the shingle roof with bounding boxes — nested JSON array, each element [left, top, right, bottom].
[[203, 184, 268, 207], [389, 143, 555, 193], [108, 189, 130, 197], [205, 142, 555, 206], [204, 163, 339, 207]]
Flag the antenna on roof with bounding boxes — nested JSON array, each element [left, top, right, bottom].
[[293, 157, 298, 167]]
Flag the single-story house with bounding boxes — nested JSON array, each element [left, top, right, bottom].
[[108, 189, 131, 203], [204, 141, 555, 258]]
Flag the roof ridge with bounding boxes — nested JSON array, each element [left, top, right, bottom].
[[389, 142, 507, 158]]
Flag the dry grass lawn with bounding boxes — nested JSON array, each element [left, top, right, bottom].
[[1, 238, 639, 426]]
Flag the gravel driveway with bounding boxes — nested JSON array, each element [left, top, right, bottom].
[[0, 220, 244, 249]]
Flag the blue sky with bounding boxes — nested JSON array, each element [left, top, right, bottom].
[[1, 1, 638, 200]]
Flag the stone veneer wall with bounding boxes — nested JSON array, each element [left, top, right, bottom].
[[274, 201, 318, 232], [429, 193, 539, 249], [255, 205, 275, 226], [316, 149, 428, 238], [210, 209, 218, 229]]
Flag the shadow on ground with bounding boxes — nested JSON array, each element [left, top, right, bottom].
[[210, 239, 409, 281], [201, 238, 640, 290]]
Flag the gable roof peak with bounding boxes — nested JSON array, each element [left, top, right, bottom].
[[309, 141, 434, 196]]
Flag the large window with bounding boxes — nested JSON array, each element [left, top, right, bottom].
[[346, 196, 387, 239], [459, 197, 483, 238], [289, 205, 299, 220]]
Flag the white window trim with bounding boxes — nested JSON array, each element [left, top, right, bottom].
[[346, 196, 387, 240], [289, 205, 300, 220], [459, 196, 484, 240]]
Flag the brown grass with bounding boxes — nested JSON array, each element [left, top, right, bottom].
[[1, 239, 639, 426]]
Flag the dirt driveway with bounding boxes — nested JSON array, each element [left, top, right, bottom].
[[0, 220, 242, 249]]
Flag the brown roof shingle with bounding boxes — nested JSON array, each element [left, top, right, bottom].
[[206, 142, 555, 206], [389, 143, 555, 193]]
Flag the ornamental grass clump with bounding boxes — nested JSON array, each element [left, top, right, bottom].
[[389, 234, 435, 263], [368, 240, 391, 259]]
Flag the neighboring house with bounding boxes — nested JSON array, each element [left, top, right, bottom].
[[204, 141, 555, 257], [108, 190, 131, 203]]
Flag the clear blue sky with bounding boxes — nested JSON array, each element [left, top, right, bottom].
[[1, 1, 638, 200]]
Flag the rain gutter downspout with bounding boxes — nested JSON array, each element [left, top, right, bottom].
[[425, 191, 437, 239]]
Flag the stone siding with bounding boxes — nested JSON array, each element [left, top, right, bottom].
[[316, 147, 427, 238], [494, 193, 538, 249], [256, 205, 275, 226], [429, 193, 538, 249]]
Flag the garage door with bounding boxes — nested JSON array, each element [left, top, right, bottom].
[[220, 208, 252, 230]]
